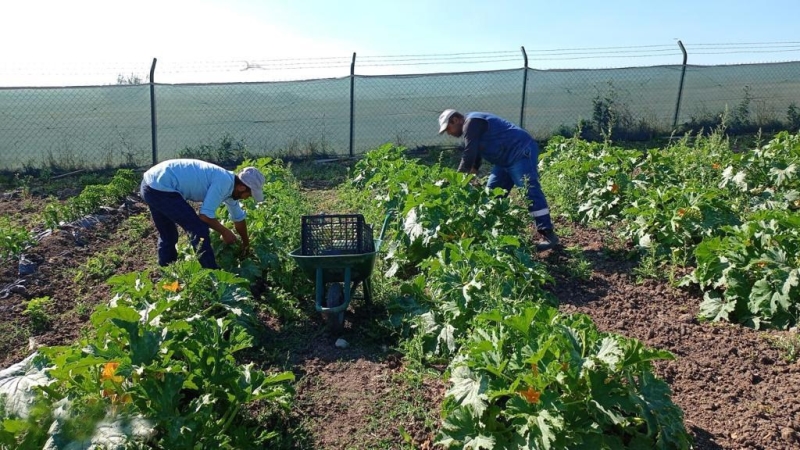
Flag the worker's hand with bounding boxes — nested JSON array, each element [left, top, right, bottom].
[[239, 242, 250, 258], [469, 175, 483, 187], [220, 228, 237, 245]]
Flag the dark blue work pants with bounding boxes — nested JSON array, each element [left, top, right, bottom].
[[486, 143, 554, 231], [140, 183, 218, 269]]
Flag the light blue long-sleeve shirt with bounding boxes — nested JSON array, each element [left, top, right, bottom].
[[142, 159, 246, 222]]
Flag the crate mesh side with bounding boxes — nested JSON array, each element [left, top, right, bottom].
[[301, 214, 374, 256]]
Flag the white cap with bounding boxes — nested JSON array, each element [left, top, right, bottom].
[[438, 109, 458, 134], [238, 167, 265, 202]]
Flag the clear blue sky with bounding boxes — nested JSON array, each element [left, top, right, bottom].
[[2, 0, 799, 85]]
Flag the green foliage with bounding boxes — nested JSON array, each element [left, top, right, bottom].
[[576, 146, 641, 226], [563, 246, 593, 281], [587, 82, 658, 142], [730, 86, 753, 132], [0, 322, 30, 371], [438, 307, 690, 450], [17, 262, 295, 448], [613, 133, 742, 263], [212, 157, 313, 317], [290, 159, 352, 189], [767, 333, 800, 362], [22, 296, 53, 333], [0, 218, 34, 260], [680, 132, 800, 328], [544, 128, 743, 261], [591, 82, 629, 140], [118, 214, 151, 240], [43, 169, 139, 229], [717, 131, 800, 212], [539, 136, 607, 222], [5, 140, 699, 448], [619, 184, 739, 261], [685, 209, 800, 329], [391, 238, 553, 360], [350, 143, 530, 271], [74, 250, 123, 283], [278, 135, 336, 159], [3, 156, 318, 448], [788, 103, 800, 132], [542, 129, 800, 328], [0, 386, 54, 449]]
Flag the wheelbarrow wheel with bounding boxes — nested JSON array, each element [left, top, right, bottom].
[[324, 282, 345, 332]]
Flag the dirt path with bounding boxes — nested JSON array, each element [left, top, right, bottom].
[[288, 329, 443, 449]]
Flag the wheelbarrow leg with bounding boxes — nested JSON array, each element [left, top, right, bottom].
[[363, 278, 372, 305], [343, 266, 352, 306], [315, 266, 324, 310]]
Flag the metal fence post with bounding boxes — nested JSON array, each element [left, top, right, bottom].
[[149, 58, 158, 165], [349, 52, 356, 158], [520, 46, 529, 128], [672, 41, 688, 129]]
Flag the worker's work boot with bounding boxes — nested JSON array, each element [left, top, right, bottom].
[[535, 229, 560, 251]]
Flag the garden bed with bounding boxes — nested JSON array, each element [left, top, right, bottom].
[[1, 175, 798, 449]]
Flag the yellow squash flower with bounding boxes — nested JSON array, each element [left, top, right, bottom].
[[101, 362, 123, 383], [162, 281, 181, 292]]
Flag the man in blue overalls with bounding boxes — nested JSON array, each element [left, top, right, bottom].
[[438, 109, 559, 251], [140, 159, 265, 269]]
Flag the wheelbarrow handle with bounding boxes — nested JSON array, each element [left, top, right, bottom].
[[377, 209, 396, 242]]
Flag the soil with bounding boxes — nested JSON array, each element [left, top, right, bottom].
[[543, 221, 800, 450], [0, 194, 155, 368], [1, 190, 799, 449]]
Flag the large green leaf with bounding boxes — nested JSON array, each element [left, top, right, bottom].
[[438, 324, 457, 354], [535, 409, 565, 449], [698, 291, 736, 322], [464, 434, 496, 450], [447, 366, 488, 417], [632, 372, 692, 450], [112, 319, 163, 366], [594, 337, 623, 370], [0, 354, 49, 419], [438, 408, 495, 449]]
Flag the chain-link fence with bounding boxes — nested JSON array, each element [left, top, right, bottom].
[[0, 85, 152, 171], [2, 60, 800, 171]]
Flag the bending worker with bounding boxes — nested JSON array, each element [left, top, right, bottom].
[[438, 109, 559, 251], [140, 159, 265, 269]]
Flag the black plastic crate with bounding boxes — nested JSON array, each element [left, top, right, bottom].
[[301, 214, 375, 256]]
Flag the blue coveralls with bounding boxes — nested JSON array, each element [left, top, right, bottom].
[[458, 112, 554, 231]]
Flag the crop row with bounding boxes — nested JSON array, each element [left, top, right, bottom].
[[540, 130, 800, 329]]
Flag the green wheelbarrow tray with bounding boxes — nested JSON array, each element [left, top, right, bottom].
[[288, 212, 393, 316]]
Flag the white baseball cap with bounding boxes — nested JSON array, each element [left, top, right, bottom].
[[238, 167, 265, 202], [438, 109, 458, 134]]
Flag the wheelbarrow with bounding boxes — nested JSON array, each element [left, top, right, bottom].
[[289, 212, 393, 331]]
